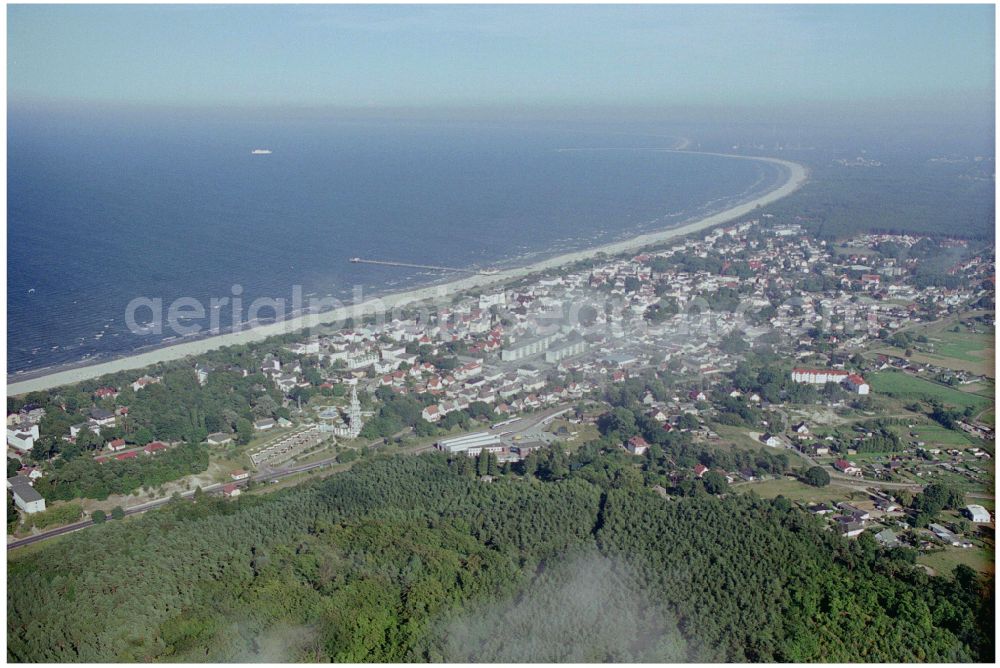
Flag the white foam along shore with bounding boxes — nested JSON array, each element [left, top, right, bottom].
[[8, 152, 808, 396]]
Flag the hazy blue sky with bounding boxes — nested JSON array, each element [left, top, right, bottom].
[[7, 4, 995, 112]]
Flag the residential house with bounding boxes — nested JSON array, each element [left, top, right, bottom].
[[144, 441, 168, 455], [833, 459, 862, 476], [206, 432, 233, 446], [69, 422, 101, 439], [88, 408, 116, 427], [131, 375, 161, 392], [422, 405, 442, 423], [838, 519, 866, 538], [838, 503, 871, 521], [807, 503, 836, 516], [16, 466, 43, 482], [874, 529, 900, 548], [626, 435, 649, 456]]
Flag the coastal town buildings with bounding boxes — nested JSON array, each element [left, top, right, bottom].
[[7, 216, 994, 562]]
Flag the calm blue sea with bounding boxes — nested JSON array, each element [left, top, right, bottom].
[[8, 113, 784, 376]]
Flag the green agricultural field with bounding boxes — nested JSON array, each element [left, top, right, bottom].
[[918, 545, 995, 576], [868, 371, 992, 412]]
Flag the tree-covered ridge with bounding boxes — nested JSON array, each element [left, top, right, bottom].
[[7, 452, 993, 662]]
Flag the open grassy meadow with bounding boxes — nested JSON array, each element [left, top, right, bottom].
[[888, 421, 981, 448], [735, 477, 866, 505], [868, 371, 992, 412], [543, 418, 600, 451], [874, 317, 994, 377], [918, 545, 995, 576], [926, 322, 994, 365]]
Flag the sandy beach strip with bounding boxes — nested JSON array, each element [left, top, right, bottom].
[[7, 153, 807, 396]]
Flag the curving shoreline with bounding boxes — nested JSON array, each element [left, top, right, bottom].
[[7, 153, 808, 396]]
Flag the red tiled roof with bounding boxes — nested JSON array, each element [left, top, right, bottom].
[[792, 368, 849, 376]]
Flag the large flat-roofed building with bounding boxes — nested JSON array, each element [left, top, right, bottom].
[[436, 431, 502, 456], [501, 332, 560, 362], [479, 292, 506, 310], [792, 368, 869, 395], [964, 504, 992, 524], [791, 368, 850, 385], [602, 352, 639, 368], [545, 334, 587, 363]]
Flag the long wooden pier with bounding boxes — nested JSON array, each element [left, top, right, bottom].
[[349, 257, 498, 275]]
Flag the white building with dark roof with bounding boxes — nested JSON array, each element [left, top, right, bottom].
[[8, 475, 45, 514], [6, 424, 39, 453], [964, 504, 991, 524]]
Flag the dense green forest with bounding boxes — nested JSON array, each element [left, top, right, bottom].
[[8, 451, 993, 662], [758, 157, 994, 241]]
